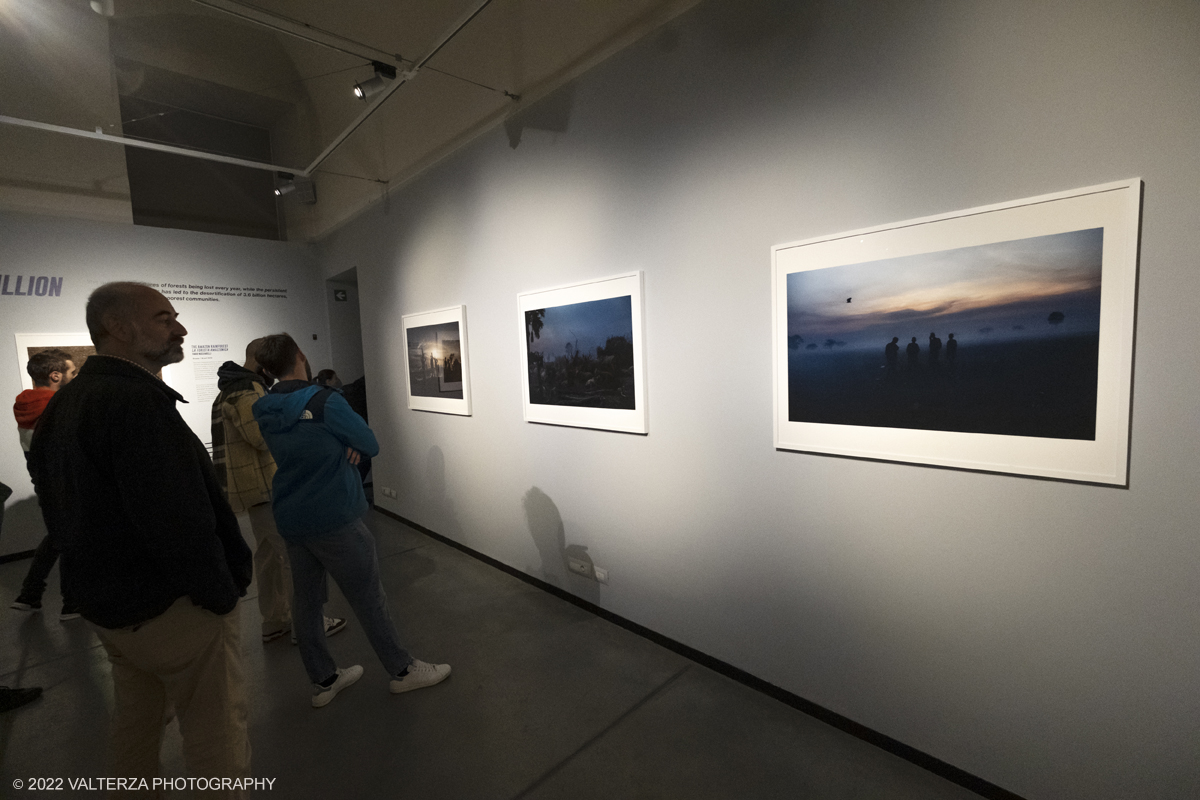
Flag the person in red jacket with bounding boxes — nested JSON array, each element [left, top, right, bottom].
[[10, 349, 78, 618]]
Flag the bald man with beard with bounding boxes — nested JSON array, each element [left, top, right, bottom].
[[31, 282, 252, 795]]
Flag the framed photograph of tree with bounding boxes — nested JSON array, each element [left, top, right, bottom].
[[402, 305, 471, 415], [518, 271, 648, 434], [772, 179, 1142, 484]]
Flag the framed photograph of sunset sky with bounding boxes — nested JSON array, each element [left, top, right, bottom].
[[772, 179, 1141, 484]]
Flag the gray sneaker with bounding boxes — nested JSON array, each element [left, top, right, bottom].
[[312, 665, 363, 708], [389, 659, 451, 694]]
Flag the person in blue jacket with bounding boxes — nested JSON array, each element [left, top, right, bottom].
[[252, 333, 450, 708]]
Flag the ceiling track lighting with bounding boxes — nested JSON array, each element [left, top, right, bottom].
[[354, 61, 398, 101], [274, 172, 316, 204], [273, 172, 294, 196]]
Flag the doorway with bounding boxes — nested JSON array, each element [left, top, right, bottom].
[[324, 266, 371, 500]]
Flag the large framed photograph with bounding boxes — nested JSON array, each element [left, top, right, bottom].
[[518, 271, 648, 434], [402, 306, 471, 415], [773, 179, 1141, 485]]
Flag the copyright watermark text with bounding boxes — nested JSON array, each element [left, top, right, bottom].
[[13, 777, 276, 791]]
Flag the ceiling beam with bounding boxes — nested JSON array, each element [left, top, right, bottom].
[[303, 0, 497, 175], [188, 0, 403, 67], [0, 115, 305, 176]]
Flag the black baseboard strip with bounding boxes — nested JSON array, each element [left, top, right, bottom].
[[0, 549, 35, 565], [374, 507, 1026, 800]]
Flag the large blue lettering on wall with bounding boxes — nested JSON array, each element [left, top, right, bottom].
[[0, 275, 63, 297]]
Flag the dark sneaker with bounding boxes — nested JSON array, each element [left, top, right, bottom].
[[10, 594, 41, 612], [59, 603, 82, 621], [0, 686, 43, 712], [311, 665, 363, 708]]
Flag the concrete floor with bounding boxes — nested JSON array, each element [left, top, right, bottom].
[[0, 511, 984, 799]]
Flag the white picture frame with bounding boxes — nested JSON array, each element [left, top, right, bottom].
[[401, 305, 472, 416], [772, 179, 1141, 485], [518, 271, 648, 434]]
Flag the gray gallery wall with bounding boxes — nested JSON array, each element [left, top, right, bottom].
[[0, 210, 328, 555], [318, 1, 1200, 798]]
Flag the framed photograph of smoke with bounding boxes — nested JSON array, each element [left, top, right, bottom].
[[14, 333, 95, 391], [772, 179, 1141, 485], [401, 306, 471, 415], [518, 271, 648, 434]]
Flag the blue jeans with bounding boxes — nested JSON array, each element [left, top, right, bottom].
[[286, 518, 411, 684]]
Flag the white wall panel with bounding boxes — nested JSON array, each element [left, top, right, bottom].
[[318, 1, 1200, 797], [0, 212, 328, 554]]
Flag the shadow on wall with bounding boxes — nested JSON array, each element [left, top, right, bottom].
[[0, 495, 47, 555], [0, 482, 10, 532], [420, 446, 464, 542], [504, 82, 576, 149], [522, 486, 600, 605]]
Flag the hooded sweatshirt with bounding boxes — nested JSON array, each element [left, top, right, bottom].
[[13, 387, 55, 452], [211, 361, 276, 512], [252, 380, 379, 539]]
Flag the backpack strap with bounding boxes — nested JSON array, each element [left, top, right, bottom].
[[301, 388, 336, 423]]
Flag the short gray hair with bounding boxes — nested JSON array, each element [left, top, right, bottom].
[[86, 282, 150, 345]]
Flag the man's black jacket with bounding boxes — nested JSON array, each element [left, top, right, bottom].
[[31, 355, 251, 629]]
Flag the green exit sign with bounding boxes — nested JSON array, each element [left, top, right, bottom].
[[333, 289, 347, 302]]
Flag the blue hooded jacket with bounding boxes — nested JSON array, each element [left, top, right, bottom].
[[252, 381, 379, 540]]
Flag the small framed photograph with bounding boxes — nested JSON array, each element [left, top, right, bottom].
[[13, 333, 94, 390], [772, 179, 1141, 485], [401, 306, 471, 415], [518, 271, 648, 434]]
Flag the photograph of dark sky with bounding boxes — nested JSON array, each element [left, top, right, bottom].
[[786, 228, 1104, 440], [527, 295, 633, 359], [787, 228, 1103, 351], [526, 295, 636, 409]]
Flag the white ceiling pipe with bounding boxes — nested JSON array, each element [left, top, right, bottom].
[[0, 115, 307, 176]]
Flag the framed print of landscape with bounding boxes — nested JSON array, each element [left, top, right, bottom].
[[402, 306, 471, 415], [772, 179, 1141, 484], [518, 271, 648, 434]]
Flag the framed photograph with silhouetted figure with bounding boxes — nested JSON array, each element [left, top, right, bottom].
[[402, 306, 471, 416], [772, 179, 1141, 485]]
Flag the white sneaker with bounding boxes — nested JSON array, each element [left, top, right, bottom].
[[292, 616, 348, 645], [389, 659, 451, 694], [311, 665, 363, 708]]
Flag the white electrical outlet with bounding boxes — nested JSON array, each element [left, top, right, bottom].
[[380, 487, 396, 498], [594, 566, 608, 584], [567, 557, 590, 577]]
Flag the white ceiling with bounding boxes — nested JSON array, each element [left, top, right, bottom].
[[0, 0, 699, 240]]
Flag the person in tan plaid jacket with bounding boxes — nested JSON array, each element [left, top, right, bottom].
[[212, 339, 345, 643]]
